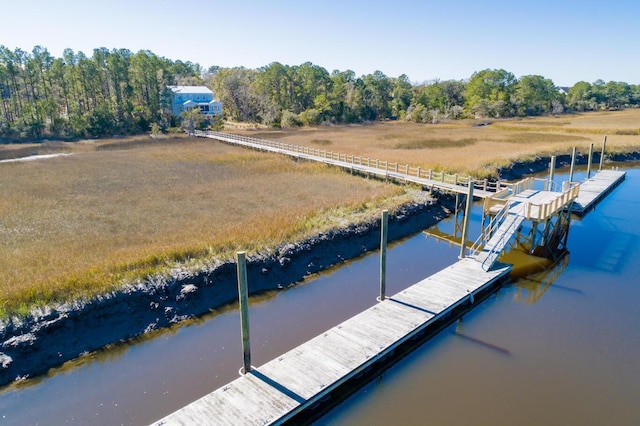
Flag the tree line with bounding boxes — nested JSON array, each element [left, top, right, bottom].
[[2, 45, 639, 140]]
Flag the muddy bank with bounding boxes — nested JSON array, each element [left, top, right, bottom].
[[0, 195, 454, 386], [497, 151, 640, 181], [3, 151, 638, 388]]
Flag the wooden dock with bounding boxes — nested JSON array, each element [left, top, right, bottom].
[[155, 135, 627, 425], [571, 169, 626, 215], [153, 258, 511, 425], [195, 131, 503, 198]]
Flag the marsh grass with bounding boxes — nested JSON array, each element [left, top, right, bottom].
[[4, 110, 640, 317], [1, 137, 404, 316], [310, 139, 332, 145], [236, 110, 640, 176], [394, 138, 476, 149]]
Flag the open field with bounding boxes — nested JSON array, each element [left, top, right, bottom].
[[0, 137, 406, 316], [233, 110, 640, 177], [2, 110, 639, 317]]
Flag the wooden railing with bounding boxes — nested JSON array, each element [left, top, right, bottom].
[[483, 180, 580, 222], [195, 130, 510, 195], [521, 182, 580, 221]]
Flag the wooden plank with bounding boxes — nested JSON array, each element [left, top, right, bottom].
[[198, 132, 497, 198], [572, 170, 625, 214], [154, 258, 511, 425]]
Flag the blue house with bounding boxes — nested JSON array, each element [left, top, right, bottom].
[[167, 85, 223, 116]]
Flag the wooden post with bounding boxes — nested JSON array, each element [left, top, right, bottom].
[[459, 182, 474, 259], [549, 155, 556, 191], [569, 147, 577, 182], [587, 143, 594, 178], [236, 251, 251, 374], [378, 210, 389, 302], [599, 135, 607, 171]]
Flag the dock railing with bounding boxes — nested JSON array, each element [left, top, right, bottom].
[[483, 179, 579, 219], [468, 201, 511, 258], [195, 130, 511, 193]]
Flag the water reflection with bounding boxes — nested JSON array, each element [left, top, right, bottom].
[[321, 166, 640, 426], [2, 166, 638, 425]]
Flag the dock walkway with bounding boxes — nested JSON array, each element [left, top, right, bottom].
[[153, 258, 511, 425], [157, 133, 627, 425], [572, 170, 626, 215], [195, 131, 501, 198]]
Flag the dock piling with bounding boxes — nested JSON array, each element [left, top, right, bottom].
[[549, 155, 556, 190], [236, 251, 251, 374], [599, 135, 607, 171], [378, 210, 389, 301], [587, 143, 594, 178], [569, 147, 577, 182], [459, 182, 474, 259]]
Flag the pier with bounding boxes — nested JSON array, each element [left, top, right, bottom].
[[154, 259, 511, 425], [571, 169, 626, 215], [155, 134, 627, 425]]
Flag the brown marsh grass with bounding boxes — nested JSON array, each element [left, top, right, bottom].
[[234, 110, 640, 176], [3, 110, 640, 316], [1, 137, 404, 316]]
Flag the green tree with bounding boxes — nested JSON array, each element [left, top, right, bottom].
[[513, 75, 559, 116], [465, 69, 516, 118]]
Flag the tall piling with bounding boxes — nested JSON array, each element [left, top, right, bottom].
[[236, 251, 251, 374], [378, 210, 389, 301], [459, 182, 475, 259]]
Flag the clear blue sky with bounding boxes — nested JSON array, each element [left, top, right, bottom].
[[2, 0, 638, 87]]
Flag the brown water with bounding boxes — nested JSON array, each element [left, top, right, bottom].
[[1, 168, 639, 425]]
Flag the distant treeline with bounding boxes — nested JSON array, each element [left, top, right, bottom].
[[1, 46, 639, 140]]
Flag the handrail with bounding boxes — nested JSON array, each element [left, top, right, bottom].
[[480, 214, 522, 271], [468, 201, 510, 258], [194, 130, 509, 194]]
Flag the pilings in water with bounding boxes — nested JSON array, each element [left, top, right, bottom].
[[599, 136, 607, 171], [587, 143, 594, 178], [459, 182, 475, 259], [236, 251, 251, 375], [548, 155, 556, 190], [569, 147, 577, 182], [378, 210, 389, 302]]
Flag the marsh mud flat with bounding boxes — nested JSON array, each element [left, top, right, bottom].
[[0, 194, 454, 387]]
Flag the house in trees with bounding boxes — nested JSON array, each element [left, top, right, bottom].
[[167, 85, 223, 116]]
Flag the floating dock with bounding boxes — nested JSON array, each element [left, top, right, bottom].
[[157, 134, 627, 425], [571, 169, 626, 215], [153, 259, 511, 425]]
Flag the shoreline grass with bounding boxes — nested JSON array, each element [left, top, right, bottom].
[[2, 110, 640, 318], [0, 138, 406, 317]]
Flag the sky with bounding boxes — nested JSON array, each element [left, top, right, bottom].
[[2, 0, 638, 87]]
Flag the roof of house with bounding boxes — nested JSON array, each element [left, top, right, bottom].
[[168, 85, 213, 95]]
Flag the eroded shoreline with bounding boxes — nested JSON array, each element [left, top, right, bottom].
[[1, 152, 638, 387]]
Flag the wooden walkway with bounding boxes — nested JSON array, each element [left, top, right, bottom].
[[195, 131, 503, 198], [153, 258, 511, 425], [571, 169, 626, 215]]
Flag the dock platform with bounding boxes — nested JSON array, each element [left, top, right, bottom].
[[153, 258, 511, 425], [571, 169, 626, 215]]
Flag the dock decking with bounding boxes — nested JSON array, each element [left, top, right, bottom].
[[571, 169, 626, 215], [195, 131, 500, 198], [156, 134, 627, 425], [153, 258, 511, 425]]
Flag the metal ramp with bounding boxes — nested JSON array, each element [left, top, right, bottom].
[[470, 207, 524, 271]]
